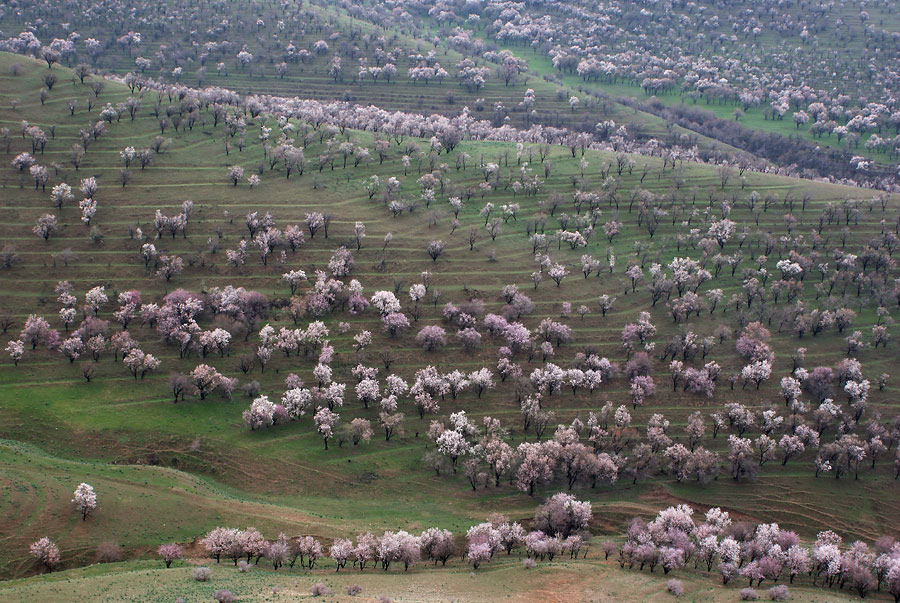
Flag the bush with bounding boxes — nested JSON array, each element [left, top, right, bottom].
[[237, 560, 251, 573], [378, 597, 392, 603], [665, 579, 684, 597], [241, 380, 261, 398], [89, 225, 104, 245], [346, 584, 363, 596], [522, 558, 536, 569], [739, 588, 758, 601], [311, 582, 332, 596], [768, 585, 789, 601], [193, 567, 211, 582], [213, 590, 235, 603], [95, 541, 124, 563]]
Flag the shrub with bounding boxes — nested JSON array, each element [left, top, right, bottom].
[[522, 558, 536, 569], [241, 380, 261, 398], [89, 225, 104, 245], [346, 584, 363, 596], [213, 590, 235, 603], [739, 588, 758, 601], [311, 582, 332, 596], [378, 597, 392, 603], [193, 567, 211, 582], [95, 541, 124, 563], [768, 585, 789, 601], [665, 579, 684, 598], [237, 560, 251, 572]]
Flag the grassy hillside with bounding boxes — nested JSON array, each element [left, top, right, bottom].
[[0, 1, 606, 127], [0, 46, 898, 601], [0, 558, 867, 603], [0, 439, 347, 577], [0, 0, 743, 159], [418, 0, 900, 170]]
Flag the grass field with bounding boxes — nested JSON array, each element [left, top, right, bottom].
[[0, 43, 899, 601], [0, 556, 866, 602]]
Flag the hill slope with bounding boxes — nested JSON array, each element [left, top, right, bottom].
[[0, 50, 899, 600]]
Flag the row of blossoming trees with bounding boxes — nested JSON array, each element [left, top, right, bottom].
[[615, 504, 900, 601], [30, 490, 900, 602], [29, 491, 587, 573]]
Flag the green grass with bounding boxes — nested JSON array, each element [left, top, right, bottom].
[[0, 554, 866, 603]]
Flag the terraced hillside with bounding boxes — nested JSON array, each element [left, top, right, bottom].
[[0, 0, 751, 160], [0, 43, 899, 602]]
